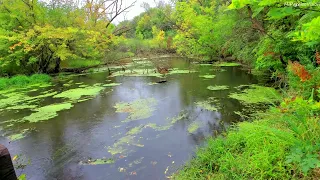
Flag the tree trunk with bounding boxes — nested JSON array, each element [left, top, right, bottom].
[[54, 57, 61, 73]]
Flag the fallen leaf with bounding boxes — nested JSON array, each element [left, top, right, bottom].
[[13, 155, 18, 161]]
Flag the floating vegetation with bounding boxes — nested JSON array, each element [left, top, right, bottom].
[[111, 69, 163, 78], [229, 85, 281, 104], [148, 82, 159, 86], [199, 64, 212, 66], [207, 85, 229, 91], [79, 158, 115, 165], [23, 103, 73, 122], [199, 75, 216, 79], [114, 98, 157, 122], [8, 129, 30, 141], [127, 125, 145, 135], [103, 83, 122, 87], [128, 157, 144, 167], [0, 91, 57, 110], [168, 69, 197, 75], [169, 111, 188, 124], [53, 86, 104, 102], [188, 121, 200, 133], [107, 135, 144, 155], [195, 98, 219, 111], [146, 123, 171, 131], [213, 62, 241, 67], [6, 105, 37, 110]]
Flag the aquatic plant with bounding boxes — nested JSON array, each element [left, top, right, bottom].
[[79, 158, 115, 165], [199, 75, 216, 79], [207, 85, 229, 91], [127, 125, 145, 135], [103, 83, 122, 87], [8, 129, 30, 141], [53, 86, 104, 102], [213, 62, 241, 67], [23, 103, 73, 122], [187, 121, 200, 133], [107, 135, 144, 155], [229, 85, 281, 104], [195, 98, 219, 111], [168, 69, 197, 75], [114, 98, 158, 122]]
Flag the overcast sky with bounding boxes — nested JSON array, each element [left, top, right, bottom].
[[114, 0, 169, 23]]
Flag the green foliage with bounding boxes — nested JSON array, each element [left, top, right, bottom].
[[0, 74, 51, 90], [175, 96, 320, 179]]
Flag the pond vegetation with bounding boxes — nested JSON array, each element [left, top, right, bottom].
[[1, 0, 320, 179]]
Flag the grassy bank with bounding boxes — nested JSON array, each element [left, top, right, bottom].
[[0, 74, 52, 90], [174, 96, 320, 179]]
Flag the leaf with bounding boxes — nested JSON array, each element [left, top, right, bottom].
[[252, 7, 264, 17]]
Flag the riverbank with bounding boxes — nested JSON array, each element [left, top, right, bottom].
[[174, 89, 320, 178]]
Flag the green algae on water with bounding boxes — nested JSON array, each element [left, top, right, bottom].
[[111, 69, 163, 78], [213, 62, 241, 67], [6, 105, 37, 110], [127, 125, 145, 135], [53, 86, 104, 102], [23, 103, 73, 122], [8, 129, 30, 141], [103, 83, 122, 87], [199, 75, 216, 79], [79, 158, 115, 165], [229, 85, 281, 104], [207, 85, 229, 91], [195, 98, 219, 111], [188, 122, 200, 133], [114, 98, 157, 122], [168, 69, 197, 75], [145, 123, 171, 131], [107, 135, 144, 155]]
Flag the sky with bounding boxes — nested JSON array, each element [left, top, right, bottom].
[[114, 0, 169, 23]]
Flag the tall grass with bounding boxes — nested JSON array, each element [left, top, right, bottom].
[[0, 74, 52, 90], [174, 97, 320, 179]]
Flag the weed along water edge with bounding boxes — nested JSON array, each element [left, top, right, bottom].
[[0, 57, 265, 179]]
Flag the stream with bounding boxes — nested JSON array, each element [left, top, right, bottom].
[[0, 57, 261, 180]]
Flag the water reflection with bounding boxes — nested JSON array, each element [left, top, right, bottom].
[[0, 57, 258, 180]]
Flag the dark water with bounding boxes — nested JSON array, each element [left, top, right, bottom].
[[0, 57, 258, 180]]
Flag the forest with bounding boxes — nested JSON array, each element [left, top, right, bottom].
[[1, 0, 320, 179]]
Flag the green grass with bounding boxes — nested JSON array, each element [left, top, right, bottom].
[[0, 74, 52, 90], [174, 97, 320, 179]]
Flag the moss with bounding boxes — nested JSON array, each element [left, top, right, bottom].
[[103, 83, 122, 87], [114, 98, 157, 122], [188, 122, 200, 133], [53, 86, 104, 102], [80, 158, 115, 165], [23, 103, 73, 122], [199, 75, 216, 79], [213, 62, 241, 67], [229, 85, 281, 104], [195, 98, 219, 111], [207, 85, 229, 91]]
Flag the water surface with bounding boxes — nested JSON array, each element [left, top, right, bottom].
[[0, 57, 259, 180]]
